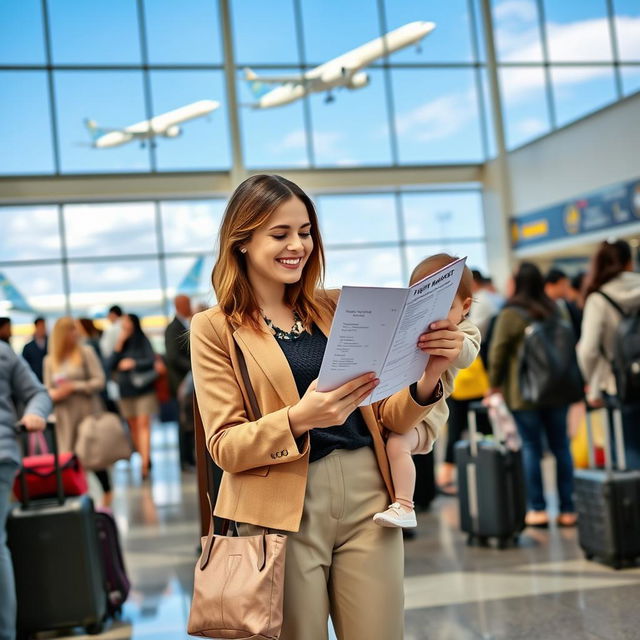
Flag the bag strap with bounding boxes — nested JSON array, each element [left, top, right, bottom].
[[597, 290, 628, 318], [235, 344, 262, 420]]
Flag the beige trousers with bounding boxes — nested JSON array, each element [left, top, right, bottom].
[[240, 446, 404, 640]]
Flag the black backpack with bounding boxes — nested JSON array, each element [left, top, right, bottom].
[[598, 291, 640, 405], [515, 308, 584, 407]]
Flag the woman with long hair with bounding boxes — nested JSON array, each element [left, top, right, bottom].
[[488, 262, 576, 528], [44, 317, 112, 506], [578, 239, 640, 468], [190, 174, 463, 640], [107, 313, 158, 480]]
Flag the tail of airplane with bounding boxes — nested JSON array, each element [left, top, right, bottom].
[[177, 256, 205, 295], [84, 118, 109, 141], [243, 67, 270, 99], [0, 272, 35, 313]]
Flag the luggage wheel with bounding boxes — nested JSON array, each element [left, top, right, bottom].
[[86, 621, 104, 635]]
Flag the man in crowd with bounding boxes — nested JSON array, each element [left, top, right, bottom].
[[545, 268, 582, 339], [1, 341, 51, 640], [21, 317, 48, 383], [165, 295, 195, 470], [0, 318, 11, 345], [99, 305, 123, 360], [469, 270, 504, 339]]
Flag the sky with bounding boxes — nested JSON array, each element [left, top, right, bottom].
[[1, 0, 639, 320]]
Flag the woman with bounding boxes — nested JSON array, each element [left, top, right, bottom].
[[44, 317, 112, 506], [108, 314, 158, 480], [190, 174, 463, 640], [577, 240, 640, 469], [77, 318, 103, 360], [488, 262, 576, 528]]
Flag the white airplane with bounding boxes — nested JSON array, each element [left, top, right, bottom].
[[244, 21, 435, 109], [84, 99, 220, 148]]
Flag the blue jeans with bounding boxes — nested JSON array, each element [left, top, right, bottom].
[[512, 407, 575, 513], [0, 461, 18, 640]]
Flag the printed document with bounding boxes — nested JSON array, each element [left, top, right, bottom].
[[317, 257, 467, 405]]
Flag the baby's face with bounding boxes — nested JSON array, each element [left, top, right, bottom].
[[448, 295, 472, 325]]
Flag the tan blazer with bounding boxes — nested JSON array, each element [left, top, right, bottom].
[[190, 290, 439, 532]]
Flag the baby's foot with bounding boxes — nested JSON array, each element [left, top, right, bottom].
[[373, 502, 417, 528]]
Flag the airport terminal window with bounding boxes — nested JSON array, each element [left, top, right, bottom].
[[0, 0, 46, 64], [300, 0, 380, 65], [160, 200, 226, 253], [316, 194, 400, 246], [406, 241, 488, 275], [543, 0, 614, 62], [614, 0, 640, 61], [143, 0, 223, 65], [382, 0, 476, 63], [237, 67, 310, 168], [63, 203, 158, 258], [0, 206, 61, 262], [48, 0, 142, 65], [54, 71, 151, 174], [0, 72, 55, 175], [492, 0, 544, 62], [308, 69, 392, 166], [150, 71, 231, 171], [391, 68, 484, 164], [164, 255, 217, 307], [230, 0, 298, 65], [621, 66, 640, 95], [551, 65, 618, 127], [325, 246, 404, 289], [499, 66, 551, 149]]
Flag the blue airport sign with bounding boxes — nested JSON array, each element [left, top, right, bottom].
[[511, 177, 640, 249]]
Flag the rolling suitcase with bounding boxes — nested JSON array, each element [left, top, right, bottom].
[[455, 401, 526, 548], [7, 424, 107, 637], [95, 507, 131, 617], [574, 404, 640, 569]]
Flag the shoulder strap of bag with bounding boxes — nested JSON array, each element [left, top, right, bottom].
[[235, 344, 262, 420], [597, 290, 628, 318]]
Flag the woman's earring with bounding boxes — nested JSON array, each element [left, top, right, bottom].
[[240, 247, 247, 254]]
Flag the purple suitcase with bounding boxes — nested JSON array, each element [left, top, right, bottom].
[[95, 507, 131, 616]]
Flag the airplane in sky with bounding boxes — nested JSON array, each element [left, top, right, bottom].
[[244, 21, 435, 109], [84, 99, 220, 148], [0, 257, 209, 318]]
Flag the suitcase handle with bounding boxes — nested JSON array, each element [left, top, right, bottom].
[[14, 422, 65, 507], [585, 400, 626, 475]]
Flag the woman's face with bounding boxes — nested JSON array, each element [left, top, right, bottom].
[[243, 196, 314, 290], [65, 324, 78, 350], [121, 315, 134, 334]]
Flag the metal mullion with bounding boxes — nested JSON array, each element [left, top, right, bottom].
[[394, 191, 409, 283], [536, 0, 557, 129], [606, 0, 623, 98], [154, 201, 170, 319], [65, 253, 162, 265], [376, 0, 399, 166], [468, 0, 490, 160], [40, 0, 61, 174], [292, 0, 315, 167], [57, 204, 71, 315], [136, 0, 157, 172]]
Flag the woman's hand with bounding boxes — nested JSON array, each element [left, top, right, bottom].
[[288, 372, 379, 437], [117, 357, 136, 371], [418, 320, 464, 377], [49, 381, 75, 402], [21, 414, 46, 431]]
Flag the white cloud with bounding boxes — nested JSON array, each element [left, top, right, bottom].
[[494, 0, 537, 24], [515, 116, 547, 137]]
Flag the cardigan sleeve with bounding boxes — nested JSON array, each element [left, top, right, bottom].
[[488, 308, 523, 389], [190, 312, 309, 474]]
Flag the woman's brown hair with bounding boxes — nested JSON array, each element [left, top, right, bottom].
[[584, 239, 632, 298], [409, 252, 473, 301], [212, 174, 327, 331], [49, 317, 81, 370]]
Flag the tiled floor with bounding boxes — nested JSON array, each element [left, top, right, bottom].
[[41, 422, 640, 639]]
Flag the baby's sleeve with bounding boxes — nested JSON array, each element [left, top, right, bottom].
[[453, 319, 481, 370]]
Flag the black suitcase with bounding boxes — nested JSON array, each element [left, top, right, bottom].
[[574, 404, 640, 569], [413, 451, 436, 511], [455, 401, 526, 548], [7, 424, 107, 636]]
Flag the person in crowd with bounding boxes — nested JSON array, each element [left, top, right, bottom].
[[0, 341, 51, 640], [373, 254, 480, 526], [77, 318, 103, 360], [44, 317, 113, 506], [577, 240, 640, 469], [0, 318, 11, 345], [569, 271, 586, 308], [488, 262, 576, 528], [108, 314, 158, 481], [545, 267, 582, 338], [99, 305, 123, 360], [21, 317, 48, 383], [469, 270, 503, 339], [164, 294, 195, 470], [190, 174, 458, 640]]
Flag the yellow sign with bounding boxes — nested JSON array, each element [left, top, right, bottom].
[[564, 205, 581, 234], [521, 219, 549, 240]]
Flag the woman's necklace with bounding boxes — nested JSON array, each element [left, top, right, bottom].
[[263, 310, 305, 340]]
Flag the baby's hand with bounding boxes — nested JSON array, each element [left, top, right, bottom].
[[418, 320, 464, 377]]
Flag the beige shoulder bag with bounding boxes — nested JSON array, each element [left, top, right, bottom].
[[187, 346, 287, 639]]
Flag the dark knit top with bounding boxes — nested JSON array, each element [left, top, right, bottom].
[[274, 325, 373, 464]]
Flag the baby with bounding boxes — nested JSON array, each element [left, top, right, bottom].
[[373, 253, 481, 528]]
